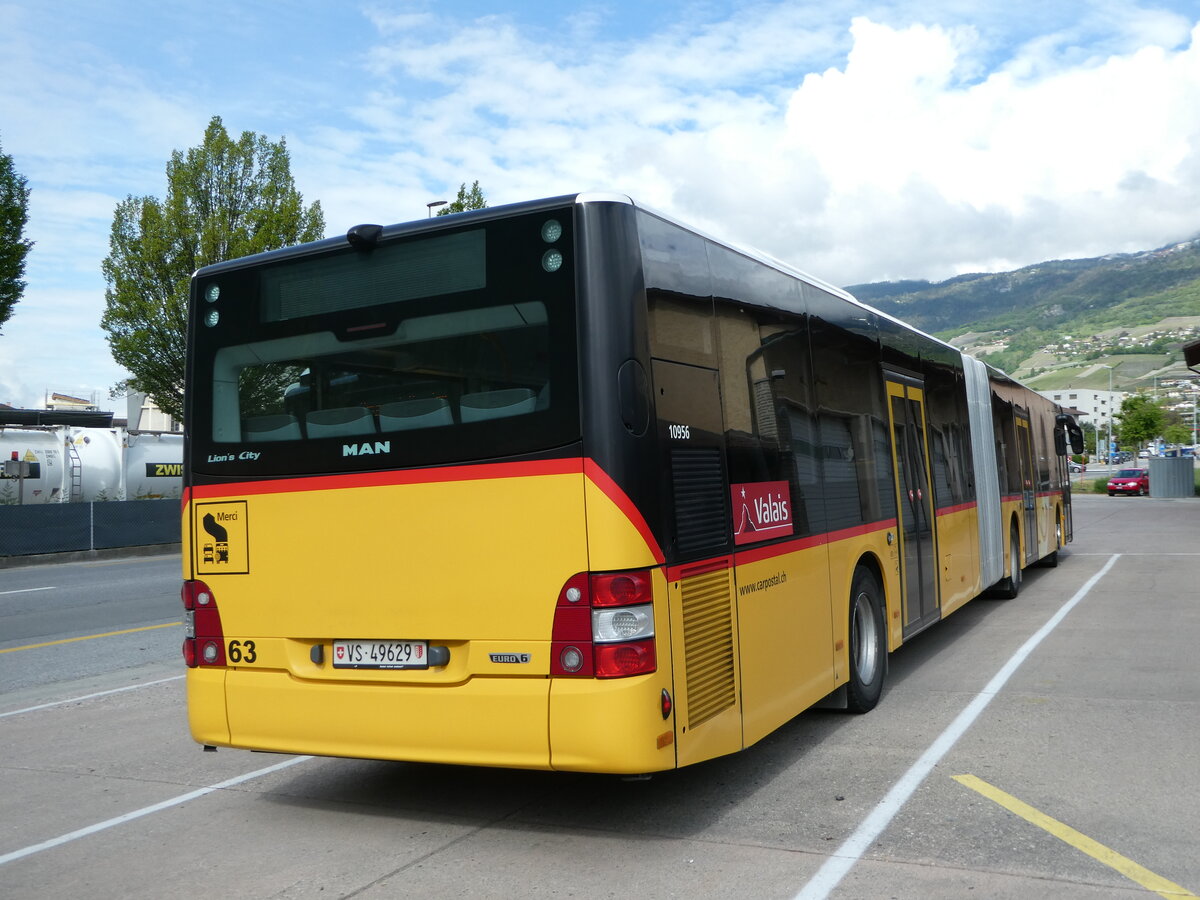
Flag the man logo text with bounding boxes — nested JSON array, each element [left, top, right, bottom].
[[343, 441, 391, 457]]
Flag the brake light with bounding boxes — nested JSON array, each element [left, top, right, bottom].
[[181, 580, 225, 667], [551, 569, 657, 678]]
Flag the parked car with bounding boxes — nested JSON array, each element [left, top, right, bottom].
[[1068, 460, 1086, 473], [1107, 468, 1149, 496]]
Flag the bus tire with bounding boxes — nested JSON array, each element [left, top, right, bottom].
[[1038, 518, 1062, 568], [846, 567, 886, 714], [995, 526, 1022, 599]]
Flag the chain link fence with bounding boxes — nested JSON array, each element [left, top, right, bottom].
[[0, 499, 180, 558]]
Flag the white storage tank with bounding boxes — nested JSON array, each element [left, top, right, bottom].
[[67, 427, 125, 501], [125, 431, 183, 500], [0, 426, 69, 503]]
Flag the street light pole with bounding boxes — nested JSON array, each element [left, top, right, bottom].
[[426, 200, 448, 217], [1192, 383, 1198, 450], [1099, 364, 1114, 463]]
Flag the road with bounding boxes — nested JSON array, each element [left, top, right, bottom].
[[2, 495, 1198, 899]]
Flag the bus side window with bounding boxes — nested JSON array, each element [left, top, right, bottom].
[[717, 305, 819, 539]]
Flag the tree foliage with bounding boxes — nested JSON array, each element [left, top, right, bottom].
[[1163, 422, 1192, 445], [437, 180, 487, 215], [101, 116, 324, 421], [0, 135, 34, 334], [1115, 394, 1165, 450]]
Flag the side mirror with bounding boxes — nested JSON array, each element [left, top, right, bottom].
[[1054, 428, 1067, 457], [1068, 422, 1085, 456], [1056, 413, 1085, 457]]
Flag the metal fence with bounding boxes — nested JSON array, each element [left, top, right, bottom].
[[0, 499, 180, 558]]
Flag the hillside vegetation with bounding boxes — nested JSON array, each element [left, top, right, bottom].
[[846, 239, 1200, 389]]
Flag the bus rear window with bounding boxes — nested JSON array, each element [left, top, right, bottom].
[[191, 207, 579, 474], [213, 301, 552, 444]]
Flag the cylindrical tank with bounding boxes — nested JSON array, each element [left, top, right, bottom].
[[67, 427, 125, 501], [124, 431, 183, 500], [0, 426, 69, 503]]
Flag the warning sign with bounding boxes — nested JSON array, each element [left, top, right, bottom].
[[193, 500, 250, 574]]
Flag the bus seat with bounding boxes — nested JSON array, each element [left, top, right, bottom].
[[378, 398, 454, 431], [305, 407, 377, 438], [242, 414, 302, 442], [460, 388, 537, 422]]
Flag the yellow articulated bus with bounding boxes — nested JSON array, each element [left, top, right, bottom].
[[182, 193, 1084, 773]]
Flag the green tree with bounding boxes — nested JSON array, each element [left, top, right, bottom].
[[1163, 422, 1191, 445], [101, 116, 324, 421], [1114, 394, 1165, 452], [436, 180, 487, 215], [0, 136, 34, 334]]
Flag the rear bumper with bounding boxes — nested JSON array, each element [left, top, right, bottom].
[[189, 666, 679, 773], [205, 668, 555, 769]]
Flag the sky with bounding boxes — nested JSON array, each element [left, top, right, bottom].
[[1, 0, 1199, 410]]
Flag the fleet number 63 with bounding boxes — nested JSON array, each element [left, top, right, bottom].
[[227, 639, 257, 663]]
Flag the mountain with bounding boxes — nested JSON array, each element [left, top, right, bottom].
[[844, 239, 1200, 390]]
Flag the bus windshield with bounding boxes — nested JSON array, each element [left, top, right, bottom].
[[189, 208, 580, 476]]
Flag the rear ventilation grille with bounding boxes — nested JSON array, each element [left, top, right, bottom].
[[671, 447, 727, 556], [682, 565, 736, 729]]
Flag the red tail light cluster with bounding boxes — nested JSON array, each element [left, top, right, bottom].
[[181, 580, 225, 667], [551, 570, 656, 678]]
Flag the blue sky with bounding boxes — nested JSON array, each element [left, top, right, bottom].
[[2, 0, 1199, 409]]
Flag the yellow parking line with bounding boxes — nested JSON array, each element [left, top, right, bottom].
[[953, 774, 1197, 899], [0, 622, 178, 654]]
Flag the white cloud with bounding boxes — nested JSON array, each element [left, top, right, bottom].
[[336, 9, 1200, 285], [3, 2, 1200, 407]]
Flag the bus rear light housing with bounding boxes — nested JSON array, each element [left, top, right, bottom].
[[551, 569, 656, 678], [181, 580, 225, 668]]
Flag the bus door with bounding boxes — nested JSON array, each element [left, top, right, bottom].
[[885, 375, 940, 637], [1015, 412, 1037, 563], [651, 358, 742, 767]]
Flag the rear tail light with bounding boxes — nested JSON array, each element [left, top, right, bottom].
[[551, 569, 656, 678], [181, 580, 225, 667]]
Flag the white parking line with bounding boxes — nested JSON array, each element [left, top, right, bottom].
[[0, 586, 55, 596], [0, 675, 184, 719], [793, 553, 1121, 900], [0, 755, 313, 866]]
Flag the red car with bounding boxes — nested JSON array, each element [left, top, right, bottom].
[[1107, 468, 1149, 496]]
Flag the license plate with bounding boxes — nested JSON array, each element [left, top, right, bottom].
[[332, 639, 428, 669]]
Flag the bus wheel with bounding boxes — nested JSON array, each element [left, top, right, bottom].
[[996, 527, 1022, 599], [1039, 518, 1062, 568], [846, 567, 886, 713]]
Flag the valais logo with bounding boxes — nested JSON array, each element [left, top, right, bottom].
[[732, 481, 794, 546]]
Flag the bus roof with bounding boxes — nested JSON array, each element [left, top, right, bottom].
[[192, 191, 969, 367]]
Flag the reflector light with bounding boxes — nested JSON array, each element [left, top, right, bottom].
[[202, 641, 220, 664], [560, 646, 584, 672]]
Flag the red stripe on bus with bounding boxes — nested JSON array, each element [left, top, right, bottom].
[[734, 532, 828, 565], [664, 556, 732, 582], [187, 458, 585, 498], [681, 518, 900, 572], [582, 459, 666, 565], [935, 500, 978, 516]]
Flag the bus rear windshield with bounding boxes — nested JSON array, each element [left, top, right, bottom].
[[189, 209, 580, 476]]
